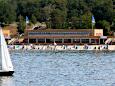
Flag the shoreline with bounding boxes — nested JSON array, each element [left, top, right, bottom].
[[8, 44, 115, 51]]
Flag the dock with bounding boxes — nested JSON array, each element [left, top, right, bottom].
[[8, 45, 115, 51]]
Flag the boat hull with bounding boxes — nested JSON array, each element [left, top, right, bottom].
[[0, 71, 14, 76]]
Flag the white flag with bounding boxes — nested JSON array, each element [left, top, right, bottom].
[[92, 15, 95, 24], [26, 16, 29, 24]]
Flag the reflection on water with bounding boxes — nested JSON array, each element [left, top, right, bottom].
[[0, 76, 15, 86], [1, 51, 115, 86]]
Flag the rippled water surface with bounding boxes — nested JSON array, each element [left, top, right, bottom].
[[0, 51, 115, 86]]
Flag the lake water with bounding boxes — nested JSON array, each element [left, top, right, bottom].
[[0, 50, 115, 86]]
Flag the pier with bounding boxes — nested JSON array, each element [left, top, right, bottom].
[[8, 44, 115, 51]]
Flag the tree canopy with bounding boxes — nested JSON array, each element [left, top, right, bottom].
[[0, 0, 114, 34]]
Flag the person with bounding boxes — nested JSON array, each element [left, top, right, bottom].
[[74, 45, 77, 49], [84, 44, 88, 49]]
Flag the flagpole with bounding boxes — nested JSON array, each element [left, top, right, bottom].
[[26, 16, 29, 29], [26, 16, 29, 44], [92, 23, 93, 36], [26, 16, 27, 30], [92, 15, 95, 36]]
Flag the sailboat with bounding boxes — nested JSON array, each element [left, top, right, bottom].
[[0, 27, 14, 76]]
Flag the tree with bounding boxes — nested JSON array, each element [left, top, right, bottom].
[[17, 15, 25, 33], [0, 0, 16, 23], [97, 20, 111, 35], [31, 15, 37, 24], [0, 0, 114, 34]]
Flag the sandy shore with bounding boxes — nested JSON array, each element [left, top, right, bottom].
[[8, 44, 115, 51]]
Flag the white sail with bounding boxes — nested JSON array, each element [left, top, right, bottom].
[[0, 28, 13, 72]]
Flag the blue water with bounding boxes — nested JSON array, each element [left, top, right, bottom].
[[0, 51, 115, 86]]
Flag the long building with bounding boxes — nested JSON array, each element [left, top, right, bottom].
[[24, 26, 107, 45]]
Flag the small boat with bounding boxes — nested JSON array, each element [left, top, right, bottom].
[[0, 27, 14, 76]]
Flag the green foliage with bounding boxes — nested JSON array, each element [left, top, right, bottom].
[[0, 0, 16, 23], [97, 20, 111, 35], [31, 15, 37, 24], [0, 0, 114, 34], [17, 15, 26, 33]]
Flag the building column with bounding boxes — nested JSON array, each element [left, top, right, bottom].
[[36, 38, 38, 43], [71, 38, 73, 43], [28, 38, 29, 44], [89, 38, 91, 44], [99, 38, 100, 44], [80, 38, 82, 44], [54, 38, 55, 43], [45, 38, 46, 43], [62, 39, 64, 43]]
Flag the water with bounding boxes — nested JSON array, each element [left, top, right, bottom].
[[0, 50, 115, 86]]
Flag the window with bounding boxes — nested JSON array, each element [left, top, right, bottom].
[[55, 39, 62, 43], [46, 39, 54, 43], [81, 39, 89, 43], [73, 39, 80, 43], [28, 32, 91, 36], [91, 39, 96, 43], [38, 39, 45, 43], [64, 39, 71, 43], [29, 39, 36, 43]]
